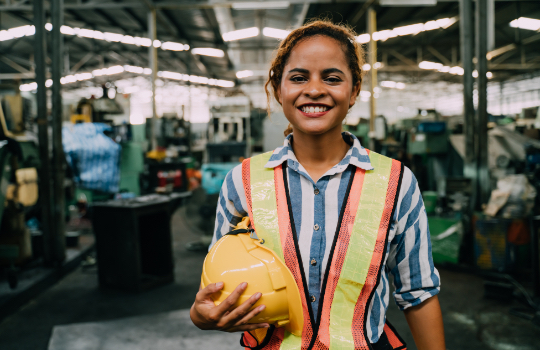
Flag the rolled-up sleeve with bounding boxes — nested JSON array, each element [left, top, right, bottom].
[[209, 164, 248, 249], [387, 167, 440, 310]]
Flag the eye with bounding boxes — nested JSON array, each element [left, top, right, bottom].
[[290, 75, 307, 83], [325, 76, 343, 83]]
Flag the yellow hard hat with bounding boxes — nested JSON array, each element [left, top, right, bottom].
[[201, 218, 303, 336]]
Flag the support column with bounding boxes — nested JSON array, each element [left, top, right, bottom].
[[367, 7, 377, 149], [476, 0, 490, 207], [33, 0, 55, 264], [148, 9, 158, 151], [50, 0, 66, 263], [459, 0, 476, 208]]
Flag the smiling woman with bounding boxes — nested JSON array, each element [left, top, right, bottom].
[[192, 19, 445, 350], [264, 19, 365, 137]]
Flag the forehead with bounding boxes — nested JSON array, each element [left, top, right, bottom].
[[285, 35, 350, 73]]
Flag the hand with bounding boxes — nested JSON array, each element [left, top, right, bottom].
[[190, 281, 270, 332]]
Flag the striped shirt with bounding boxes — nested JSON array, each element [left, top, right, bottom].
[[211, 132, 440, 343]]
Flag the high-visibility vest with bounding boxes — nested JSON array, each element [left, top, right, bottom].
[[240, 150, 407, 350]]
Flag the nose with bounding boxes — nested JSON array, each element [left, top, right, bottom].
[[303, 77, 326, 99]]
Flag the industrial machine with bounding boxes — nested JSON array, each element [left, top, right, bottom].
[[0, 102, 40, 289]]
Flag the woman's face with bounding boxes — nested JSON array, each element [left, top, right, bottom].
[[278, 35, 360, 136]]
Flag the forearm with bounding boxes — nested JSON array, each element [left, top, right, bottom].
[[403, 295, 445, 350]]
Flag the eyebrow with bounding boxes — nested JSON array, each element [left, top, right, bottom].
[[287, 68, 345, 75]]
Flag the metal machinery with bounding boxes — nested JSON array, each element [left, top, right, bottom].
[[0, 100, 40, 289]]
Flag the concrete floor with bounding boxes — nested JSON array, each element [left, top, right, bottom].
[[0, 207, 538, 350]]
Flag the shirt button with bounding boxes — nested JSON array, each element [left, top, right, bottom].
[[311, 295, 316, 302], [314, 224, 319, 231], [314, 188, 320, 195], [310, 258, 317, 266]]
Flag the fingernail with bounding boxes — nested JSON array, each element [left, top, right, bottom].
[[259, 305, 266, 311], [241, 282, 247, 289], [255, 292, 262, 300], [216, 282, 223, 288]]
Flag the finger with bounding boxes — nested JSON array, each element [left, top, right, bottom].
[[222, 293, 263, 325], [197, 282, 224, 301], [214, 282, 248, 314], [225, 323, 270, 333], [233, 304, 266, 327]]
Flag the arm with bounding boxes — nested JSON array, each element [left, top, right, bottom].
[[404, 295, 445, 350], [387, 168, 445, 349], [191, 165, 267, 332]]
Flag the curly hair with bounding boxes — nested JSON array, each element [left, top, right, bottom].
[[264, 19, 366, 136]]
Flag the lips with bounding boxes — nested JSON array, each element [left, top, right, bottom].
[[297, 104, 333, 117]]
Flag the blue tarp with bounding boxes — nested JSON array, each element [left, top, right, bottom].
[[63, 123, 121, 193]]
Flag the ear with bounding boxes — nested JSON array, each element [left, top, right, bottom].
[[277, 84, 283, 105], [349, 82, 361, 108]]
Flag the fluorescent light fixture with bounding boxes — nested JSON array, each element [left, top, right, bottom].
[[373, 62, 383, 69], [0, 31, 14, 41], [419, 61, 443, 70], [8, 25, 34, 38], [104, 32, 124, 42], [487, 71, 493, 79], [356, 34, 370, 43], [373, 30, 396, 41], [472, 70, 479, 78], [192, 48, 225, 57], [121, 36, 135, 45], [236, 70, 254, 79], [60, 25, 75, 35], [45, 79, 53, 87], [263, 27, 290, 39], [396, 82, 406, 89], [153, 40, 161, 48], [161, 41, 186, 51], [509, 17, 540, 31], [362, 63, 371, 71], [360, 91, 371, 98], [449, 66, 464, 75], [438, 66, 451, 73], [232, 1, 289, 10], [135, 37, 152, 47], [45, 23, 52, 31], [393, 23, 424, 36], [222, 27, 259, 41], [436, 17, 457, 29]]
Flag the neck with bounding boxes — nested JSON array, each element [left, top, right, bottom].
[[289, 125, 350, 181]]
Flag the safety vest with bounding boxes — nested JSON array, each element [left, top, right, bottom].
[[240, 150, 406, 350]]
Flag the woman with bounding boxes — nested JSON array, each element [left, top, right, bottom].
[[191, 20, 445, 350]]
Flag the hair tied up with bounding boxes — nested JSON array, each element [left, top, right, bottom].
[[264, 19, 366, 137]]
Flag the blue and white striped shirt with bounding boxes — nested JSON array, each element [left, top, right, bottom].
[[211, 132, 440, 343]]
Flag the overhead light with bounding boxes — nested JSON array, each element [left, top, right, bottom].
[[8, 25, 34, 38], [487, 71, 493, 79], [104, 32, 124, 42], [222, 27, 259, 41], [373, 62, 384, 69], [162, 41, 187, 51], [232, 1, 290, 10], [236, 70, 254, 79], [121, 36, 136, 45], [438, 66, 451, 73], [509, 17, 540, 31], [356, 34, 370, 43], [393, 23, 424, 36], [373, 29, 396, 41], [419, 61, 443, 70], [192, 48, 225, 57], [153, 40, 161, 48], [449, 66, 464, 75], [362, 63, 371, 71], [472, 70, 479, 78], [60, 25, 75, 35], [45, 23, 52, 31], [263, 27, 290, 40]]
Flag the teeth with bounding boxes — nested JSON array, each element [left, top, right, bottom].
[[302, 106, 328, 113]]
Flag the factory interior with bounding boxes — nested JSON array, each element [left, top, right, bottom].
[[1, 0, 540, 349]]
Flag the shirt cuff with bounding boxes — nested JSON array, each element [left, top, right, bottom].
[[394, 287, 440, 311]]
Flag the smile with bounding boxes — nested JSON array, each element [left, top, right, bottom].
[[298, 104, 332, 117]]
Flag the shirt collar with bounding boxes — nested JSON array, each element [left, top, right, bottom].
[[264, 132, 374, 175]]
